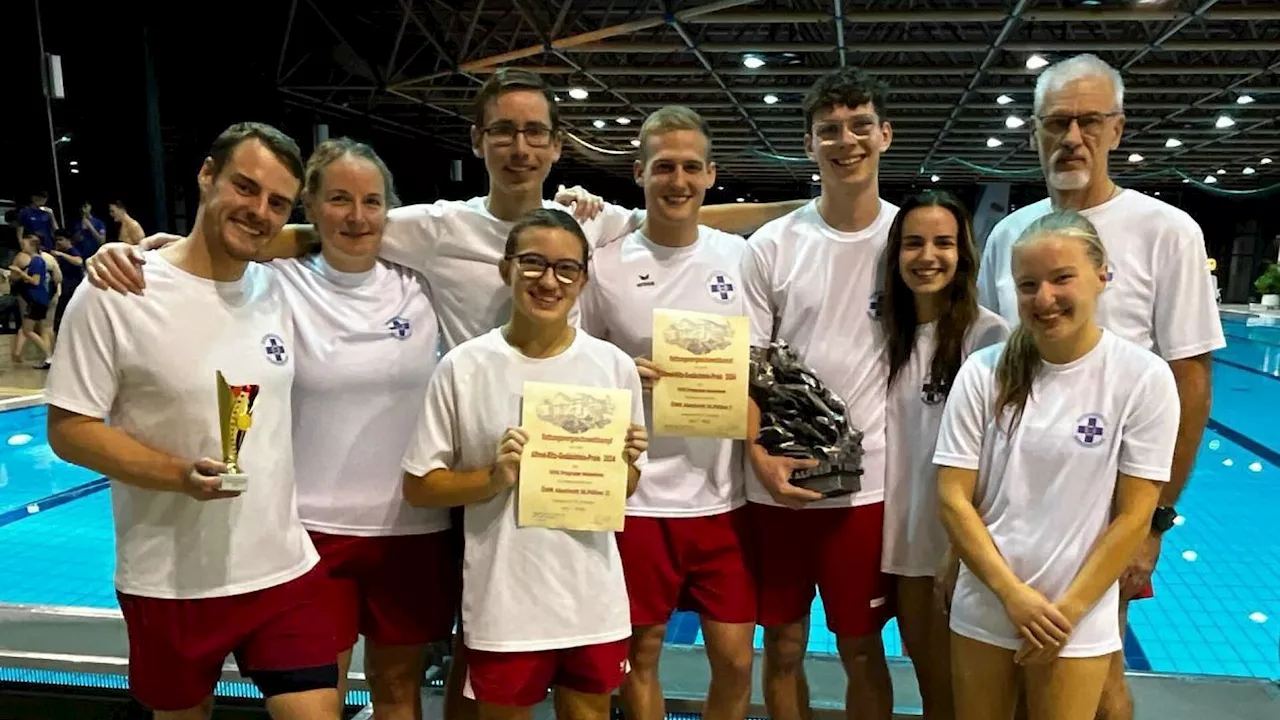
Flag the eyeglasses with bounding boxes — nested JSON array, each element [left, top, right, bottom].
[[507, 252, 586, 284], [1034, 112, 1122, 138], [812, 118, 881, 144], [481, 122, 556, 147]]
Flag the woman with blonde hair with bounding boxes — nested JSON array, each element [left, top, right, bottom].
[[933, 210, 1180, 720]]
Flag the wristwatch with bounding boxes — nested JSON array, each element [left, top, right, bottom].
[[1151, 506, 1178, 533]]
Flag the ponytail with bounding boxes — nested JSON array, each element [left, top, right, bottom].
[[994, 324, 1041, 432]]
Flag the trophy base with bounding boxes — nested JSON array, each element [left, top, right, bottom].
[[217, 473, 248, 492], [791, 468, 862, 499]]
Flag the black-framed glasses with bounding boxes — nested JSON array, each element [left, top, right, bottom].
[[481, 122, 556, 147], [507, 252, 586, 284], [1034, 112, 1122, 138]]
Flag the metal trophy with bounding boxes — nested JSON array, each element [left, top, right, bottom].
[[216, 371, 259, 492], [748, 342, 864, 498]]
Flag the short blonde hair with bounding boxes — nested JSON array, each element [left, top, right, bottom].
[[637, 105, 712, 161]]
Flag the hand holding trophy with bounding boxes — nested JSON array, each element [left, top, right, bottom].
[[748, 341, 864, 499], [216, 371, 260, 493]]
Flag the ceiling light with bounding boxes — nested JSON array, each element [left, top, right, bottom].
[[1153, 191, 1161, 196], [1204, 176, 1217, 184], [763, 94, 779, 105], [630, 139, 640, 147], [593, 119, 606, 129], [1005, 116, 1025, 129], [736, 197, 745, 202], [1216, 168, 1226, 175], [1243, 167, 1256, 175], [68, 160, 78, 166], [716, 185, 724, 190], [1128, 153, 1144, 163], [1165, 138, 1182, 148], [986, 137, 1003, 148], [1237, 95, 1255, 105], [1261, 158, 1272, 165], [554, 95, 561, 102], [568, 87, 589, 100], [1215, 115, 1235, 129], [616, 117, 631, 125], [1025, 54, 1049, 71], [1182, 178, 1190, 183], [930, 174, 940, 183], [742, 55, 765, 69], [996, 94, 1014, 105], [69, 168, 79, 174], [810, 173, 820, 182]]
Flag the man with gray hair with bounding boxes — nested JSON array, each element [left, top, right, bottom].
[[976, 53, 1223, 719]]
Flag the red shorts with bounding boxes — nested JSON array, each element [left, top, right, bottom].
[[464, 639, 630, 707], [616, 508, 756, 626], [309, 530, 459, 650], [750, 502, 890, 637], [117, 567, 336, 712], [1132, 581, 1155, 601]]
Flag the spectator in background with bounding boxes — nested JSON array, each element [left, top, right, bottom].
[[108, 201, 146, 244], [75, 202, 107, 257], [8, 231, 53, 367], [18, 191, 59, 250], [51, 229, 84, 335]]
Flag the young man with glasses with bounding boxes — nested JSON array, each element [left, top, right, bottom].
[[739, 67, 898, 720], [976, 53, 1222, 720]]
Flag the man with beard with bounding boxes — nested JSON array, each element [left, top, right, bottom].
[[976, 53, 1222, 720], [45, 123, 341, 720]]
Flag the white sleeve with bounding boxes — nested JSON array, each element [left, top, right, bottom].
[[976, 227, 1003, 315], [622, 357, 650, 470], [576, 260, 610, 341], [1152, 220, 1226, 361], [932, 353, 992, 470], [965, 314, 1012, 356], [379, 203, 442, 276], [740, 239, 776, 348], [43, 286, 119, 419], [402, 356, 460, 476], [582, 203, 644, 248], [1118, 363, 1181, 482]]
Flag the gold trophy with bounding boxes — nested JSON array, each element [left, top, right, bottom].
[[216, 371, 260, 492]]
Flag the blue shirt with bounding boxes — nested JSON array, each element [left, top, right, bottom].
[[57, 248, 84, 289], [73, 216, 106, 258], [24, 256, 51, 306], [18, 207, 55, 251]]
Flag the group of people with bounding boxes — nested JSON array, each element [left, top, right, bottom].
[[5, 195, 137, 367], [45, 49, 1219, 720]]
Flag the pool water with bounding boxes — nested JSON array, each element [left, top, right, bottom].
[[0, 313, 1276, 680]]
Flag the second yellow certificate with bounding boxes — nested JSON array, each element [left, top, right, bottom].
[[651, 308, 749, 439]]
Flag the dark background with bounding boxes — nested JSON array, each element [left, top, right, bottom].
[[4, 1, 1277, 301]]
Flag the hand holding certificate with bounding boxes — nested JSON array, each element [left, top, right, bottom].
[[650, 308, 750, 439], [516, 381, 637, 532]]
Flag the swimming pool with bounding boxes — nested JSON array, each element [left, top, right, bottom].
[[0, 312, 1276, 681]]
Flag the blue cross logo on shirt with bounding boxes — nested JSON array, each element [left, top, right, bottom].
[[1075, 414, 1105, 446], [868, 290, 884, 318], [261, 334, 289, 365], [387, 316, 412, 340], [707, 272, 735, 303]]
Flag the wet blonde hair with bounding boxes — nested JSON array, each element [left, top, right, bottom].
[[637, 105, 712, 161], [995, 209, 1107, 430], [303, 137, 400, 207]]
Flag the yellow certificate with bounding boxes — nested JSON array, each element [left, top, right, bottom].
[[517, 381, 632, 532], [651, 308, 749, 439]]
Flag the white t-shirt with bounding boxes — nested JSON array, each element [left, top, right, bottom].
[[578, 226, 747, 517], [44, 252, 317, 599], [380, 197, 643, 351], [401, 328, 647, 652], [739, 198, 899, 509], [933, 330, 1180, 657], [977, 190, 1225, 361], [273, 254, 450, 537], [882, 308, 1010, 576]]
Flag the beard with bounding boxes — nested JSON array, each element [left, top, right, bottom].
[[1048, 168, 1091, 191]]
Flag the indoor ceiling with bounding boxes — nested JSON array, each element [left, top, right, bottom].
[[275, 0, 1279, 192]]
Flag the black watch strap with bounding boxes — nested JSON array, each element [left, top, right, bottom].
[[1151, 505, 1178, 533]]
